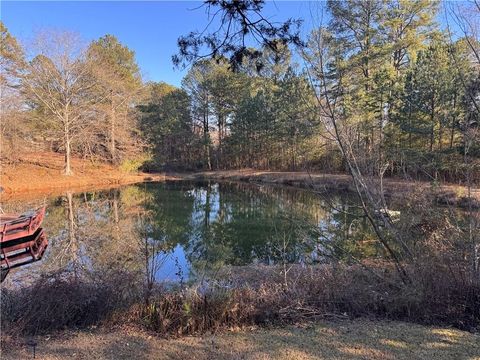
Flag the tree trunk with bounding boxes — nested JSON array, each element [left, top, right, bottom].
[[430, 98, 435, 152], [203, 98, 212, 170], [64, 112, 73, 176], [110, 92, 116, 164], [204, 131, 211, 170], [439, 122, 443, 150], [450, 92, 457, 149], [66, 192, 79, 272]]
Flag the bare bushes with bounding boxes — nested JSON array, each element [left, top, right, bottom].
[[1, 270, 141, 335], [406, 262, 479, 328], [137, 286, 258, 335], [1, 257, 478, 337], [241, 263, 479, 330]]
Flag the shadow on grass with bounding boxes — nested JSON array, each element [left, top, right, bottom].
[[2, 320, 479, 360]]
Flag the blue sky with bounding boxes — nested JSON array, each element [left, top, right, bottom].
[[1, 1, 319, 87]]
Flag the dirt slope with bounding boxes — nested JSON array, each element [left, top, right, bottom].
[[0, 152, 176, 201]]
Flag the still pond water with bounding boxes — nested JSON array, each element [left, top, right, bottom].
[[6, 181, 393, 284]]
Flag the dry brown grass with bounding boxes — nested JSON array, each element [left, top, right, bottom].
[[0, 151, 175, 200], [2, 320, 479, 360], [2, 261, 478, 338]]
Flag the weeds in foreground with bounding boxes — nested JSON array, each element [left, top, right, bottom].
[[1, 260, 478, 337]]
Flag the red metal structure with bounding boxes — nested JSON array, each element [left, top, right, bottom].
[[1, 207, 48, 282]]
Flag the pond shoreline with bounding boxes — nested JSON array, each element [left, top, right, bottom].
[[1, 177, 478, 342], [2, 153, 479, 207], [184, 170, 480, 209], [0, 152, 180, 201]]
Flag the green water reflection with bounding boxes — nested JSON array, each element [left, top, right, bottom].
[[6, 181, 391, 283]]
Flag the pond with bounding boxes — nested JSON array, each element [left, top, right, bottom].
[[4, 181, 405, 284]]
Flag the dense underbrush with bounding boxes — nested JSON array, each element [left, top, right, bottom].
[[1, 261, 479, 337]]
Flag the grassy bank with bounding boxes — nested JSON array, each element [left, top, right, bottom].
[[2, 320, 479, 360]]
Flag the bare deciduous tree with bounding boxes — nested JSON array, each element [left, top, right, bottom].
[[22, 31, 100, 175]]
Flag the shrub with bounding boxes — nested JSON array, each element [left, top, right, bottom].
[[1, 270, 141, 335], [118, 154, 151, 173], [2, 262, 478, 337]]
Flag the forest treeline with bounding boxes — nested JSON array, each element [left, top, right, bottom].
[[1, 0, 479, 182]]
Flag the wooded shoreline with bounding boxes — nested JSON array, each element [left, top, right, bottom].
[[185, 170, 480, 209], [2, 155, 479, 208]]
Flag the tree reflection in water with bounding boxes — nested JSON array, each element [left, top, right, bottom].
[[5, 181, 393, 285]]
